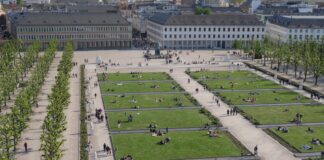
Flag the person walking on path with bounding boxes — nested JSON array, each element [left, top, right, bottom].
[[188, 78, 190, 84], [254, 145, 258, 155], [227, 109, 229, 116], [24, 142, 28, 152], [106, 146, 111, 155], [103, 143, 107, 152]]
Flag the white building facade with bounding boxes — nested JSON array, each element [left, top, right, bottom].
[[266, 16, 324, 42], [147, 13, 265, 49]]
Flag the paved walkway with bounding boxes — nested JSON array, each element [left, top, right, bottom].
[[15, 53, 62, 160], [86, 65, 114, 160], [61, 60, 81, 160], [169, 69, 299, 160]]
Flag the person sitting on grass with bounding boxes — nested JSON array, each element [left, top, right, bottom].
[[283, 108, 289, 112], [307, 127, 314, 133], [277, 127, 288, 133], [302, 144, 313, 150], [312, 138, 324, 145], [121, 155, 133, 160], [208, 130, 219, 138]]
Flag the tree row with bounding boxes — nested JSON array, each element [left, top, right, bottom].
[[40, 41, 74, 159], [0, 40, 57, 159], [233, 38, 324, 85]]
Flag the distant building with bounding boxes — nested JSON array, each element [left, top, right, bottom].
[[147, 13, 265, 49], [10, 12, 132, 50], [266, 15, 324, 42]]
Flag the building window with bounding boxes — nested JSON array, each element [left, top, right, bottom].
[[189, 28, 191, 31], [179, 28, 182, 32], [243, 28, 245, 32], [247, 28, 250, 32], [184, 28, 187, 31], [257, 35, 259, 39], [238, 28, 240, 32], [257, 28, 260, 32], [228, 28, 230, 32], [213, 28, 216, 31], [169, 35, 172, 38], [223, 28, 225, 32], [175, 28, 177, 32], [203, 28, 206, 32], [169, 28, 172, 32], [218, 28, 221, 32], [194, 28, 196, 32], [228, 35, 230, 38], [252, 28, 255, 32], [233, 28, 235, 32], [209, 28, 211, 31], [189, 34, 191, 38], [164, 35, 167, 38]]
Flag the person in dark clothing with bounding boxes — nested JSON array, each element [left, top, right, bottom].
[[24, 142, 28, 152]]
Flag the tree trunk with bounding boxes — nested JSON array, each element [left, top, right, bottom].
[[315, 75, 318, 86], [304, 66, 308, 82], [294, 63, 297, 78]]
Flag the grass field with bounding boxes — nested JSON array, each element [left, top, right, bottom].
[[239, 105, 324, 125], [107, 109, 211, 130], [100, 81, 183, 93], [103, 93, 198, 109], [188, 70, 260, 80], [112, 131, 247, 160], [200, 79, 283, 90], [269, 126, 324, 153], [98, 72, 171, 81], [217, 90, 313, 105]]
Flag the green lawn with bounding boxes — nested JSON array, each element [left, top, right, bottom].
[[239, 105, 324, 125], [112, 131, 246, 160], [188, 70, 259, 80], [98, 72, 171, 81], [201, 79, 283, 90], [108, 109, 211, 130], [103, 94, 198, 109], [100, 81, 183, 93], [217, 90, 313, 105], [270, 126, 324, 152]]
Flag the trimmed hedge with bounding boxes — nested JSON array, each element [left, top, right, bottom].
[[80, 65, 89, 160], [199, 108, 222, 127]]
